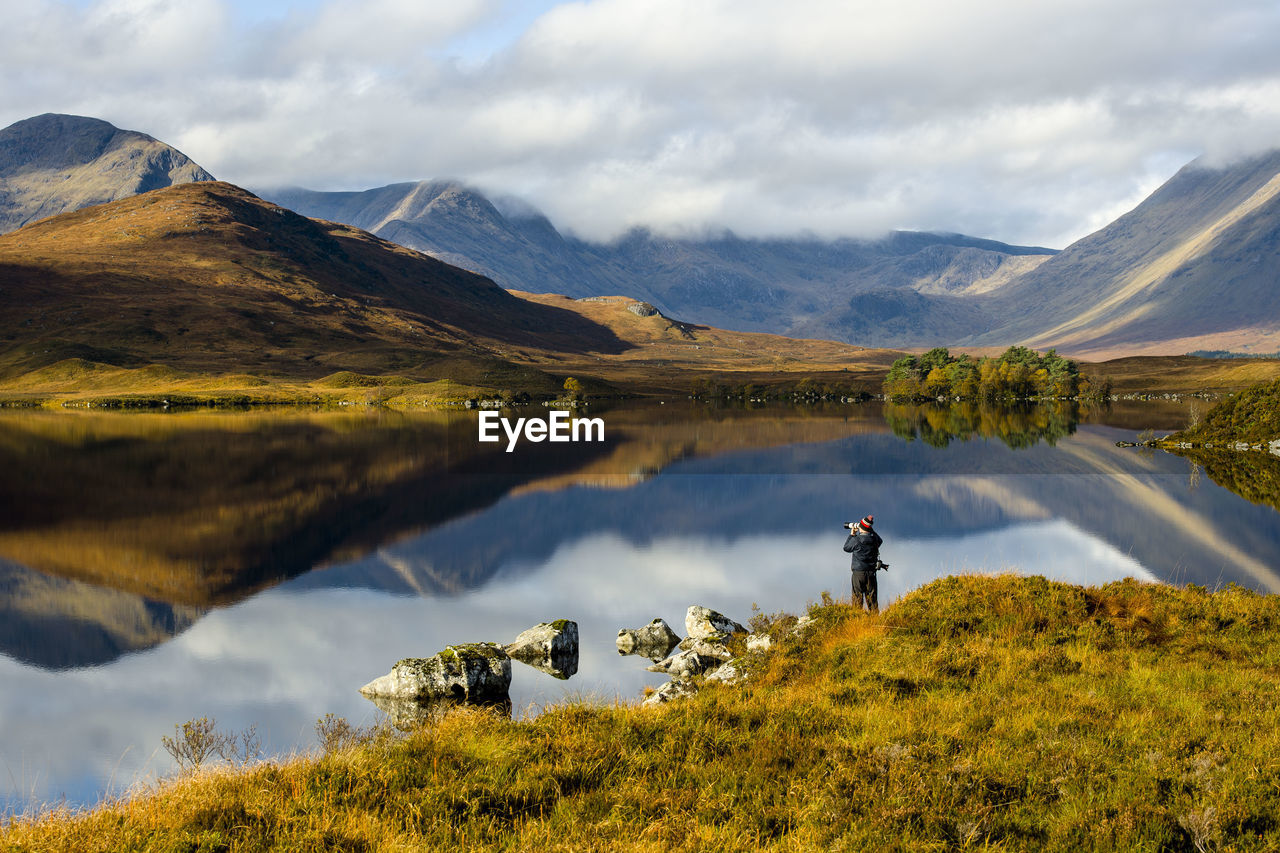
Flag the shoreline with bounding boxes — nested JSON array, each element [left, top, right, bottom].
[[4, 573, 1278, 850]]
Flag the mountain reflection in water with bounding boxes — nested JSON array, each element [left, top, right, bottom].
[[3, 400, 1280, 812]]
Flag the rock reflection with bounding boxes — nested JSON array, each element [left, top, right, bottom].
[[364, 694, 514, 729], [510, 650, 578, 680]]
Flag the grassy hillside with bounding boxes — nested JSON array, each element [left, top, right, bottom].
[[5, 575, 1278, 851]]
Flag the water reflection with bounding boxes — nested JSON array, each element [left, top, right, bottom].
[[885, 400, 1085, 448], [1170, 448, 1280, 514], [5, 400, 1280, 814]]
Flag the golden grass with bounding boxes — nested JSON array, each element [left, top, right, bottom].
[[5, 574, 1279, 851]]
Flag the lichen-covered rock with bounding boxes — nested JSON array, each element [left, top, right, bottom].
[[685, 605, 746, 639], [360, 643, 511, 703], [676, 635, 733, 661], [746, 633, 773, 653], [642, 678, 697, 707], [705, 658, 748, 685], [646, 648, 722, 680], [616, 618, 681, 659], [504, 620, 579, 661]]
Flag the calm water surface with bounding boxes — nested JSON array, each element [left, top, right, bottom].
[[2, 400, 1278, 812]]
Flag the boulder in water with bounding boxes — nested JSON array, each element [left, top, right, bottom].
[[360, 643, 511, 704], [504, 620, 579, 660]]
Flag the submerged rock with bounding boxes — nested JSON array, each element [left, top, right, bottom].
[[616, 618, 681, 660], [360, 643, 511, 704], [685, 605, 746, 640], [504, 620, 579, 660]]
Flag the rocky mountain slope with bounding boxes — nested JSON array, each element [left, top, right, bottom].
[[973, 149, 1280, 357], [263, 182, 1055, 348], [0, 113, 214, 233]]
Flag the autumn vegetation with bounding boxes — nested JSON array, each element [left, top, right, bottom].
[[884, 346, 1113, 402], [4, 574, 1279, 851]]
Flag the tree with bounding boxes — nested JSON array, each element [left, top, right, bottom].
[[563, 377, 583, 399]]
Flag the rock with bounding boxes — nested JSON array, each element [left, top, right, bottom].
[[642, 679, 697, 707], [676, 635, 733, 661], [646, 649, 722, 680], [685, 605, 746, 640], [360, 643, 511, 704], [788, 615, 816, 637], [746, 633, 773, 653], [504, 620, 579, 660], [627, 301, 659, 317], [616, 618, 681, 660], [705, 658, 747, 685]]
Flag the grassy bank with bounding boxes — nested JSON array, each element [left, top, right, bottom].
[[5, 575, 1279, 851]]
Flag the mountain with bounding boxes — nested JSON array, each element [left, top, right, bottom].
[[974, 149, 1280, 358], [0, 181, 627, 379], [0, 113, 214, 233], [262, 182, 1055, 348]]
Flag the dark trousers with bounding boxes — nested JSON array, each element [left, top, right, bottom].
[[852, 570, 878, 612]]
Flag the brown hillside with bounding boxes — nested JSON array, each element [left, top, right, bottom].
[[0, 182, 626, 380], [510, 292, 901, 393]]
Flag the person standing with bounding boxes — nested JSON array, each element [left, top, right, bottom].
[[844, 515, 883, 612]]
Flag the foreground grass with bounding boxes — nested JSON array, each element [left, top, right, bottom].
[[6, 575, 1280, 851]]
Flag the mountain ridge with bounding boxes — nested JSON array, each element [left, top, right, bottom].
[[972, 149, 1280, 357], [0, 113, 214, 233]]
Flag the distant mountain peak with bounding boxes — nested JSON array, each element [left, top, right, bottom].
[[0, 112, 214, 233]]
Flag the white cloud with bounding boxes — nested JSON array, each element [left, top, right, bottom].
[[2, 0, 1279, 245]]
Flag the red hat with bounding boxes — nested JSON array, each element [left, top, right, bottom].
[[859, 515, 874, 531]]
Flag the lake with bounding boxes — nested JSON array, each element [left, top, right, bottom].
[[3, 398, 1279, 814]]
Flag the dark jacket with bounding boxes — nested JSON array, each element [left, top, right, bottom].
[[843, 529, 883, 572]]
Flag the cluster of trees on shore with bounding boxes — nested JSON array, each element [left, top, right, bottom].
[[884, 346, 1111, 402]]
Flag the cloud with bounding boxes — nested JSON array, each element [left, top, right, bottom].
[[1, 0, 1279, 245]]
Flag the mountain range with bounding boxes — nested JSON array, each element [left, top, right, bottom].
[[263, 182, 1056, 348], [260, 151, 1280, 357], [3, 113, 1280, 358]]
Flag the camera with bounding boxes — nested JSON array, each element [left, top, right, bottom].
[[843, 522, 858, 529]]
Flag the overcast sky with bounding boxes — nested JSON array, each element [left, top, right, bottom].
[[4, 0, 1280, 247]]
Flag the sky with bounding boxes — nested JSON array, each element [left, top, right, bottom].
[[3, 0, 1280, 247]]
